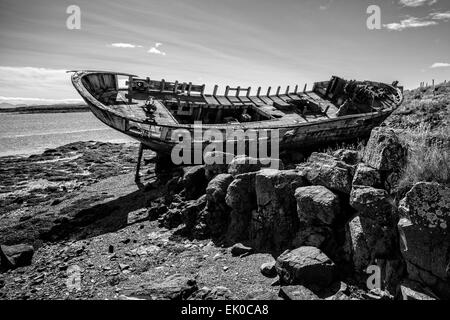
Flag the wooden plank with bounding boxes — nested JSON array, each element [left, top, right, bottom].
[[269, 95, 291, 106], [203, 95, 220, 105], [259, 96, 273, 105], [215, 95, 233, 106]]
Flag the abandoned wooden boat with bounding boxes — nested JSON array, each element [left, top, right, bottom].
[[70, 70, 403, 159]]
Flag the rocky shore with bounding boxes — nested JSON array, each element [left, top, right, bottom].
[[0, 84, 449, 300]]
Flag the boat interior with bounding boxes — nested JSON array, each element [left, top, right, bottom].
[[77, 72, 401, 128]]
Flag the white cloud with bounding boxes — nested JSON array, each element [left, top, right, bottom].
[[384, 16, 437, 30], [0, 66, 79, 101], [111, 43, 142, 48], [148, 42, 166, 56], [399, 0, 437, 7], [430, 62, 450, 68], [430, 11, 450, 20], [0, 96, 82, 105]]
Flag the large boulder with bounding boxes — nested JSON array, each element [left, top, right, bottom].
[[297, 153, 354, 194], [295, 186, 341, 225], [363, 127, 407, 172], [350, 186, 398, 259], [183, 165, 207, 200], [345, 216, 371, 272], [228, 155, 283, 177], [333, 149, 360, 166], [398, 182, 450, 299], [279, 285, 321, 300], [250, 169, 306, 252], [204, 151, 234, 180], [204, 174, 234, 236], [225, 172, 257, 242], [206, 174, 234, 206], [275, 246, 337, 288], [352, 163, 382, 188], [0, 243, 34, 271]]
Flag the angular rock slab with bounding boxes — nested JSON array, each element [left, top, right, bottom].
[[228, 155, 283, 177], [251, 169, 306, 252], [345, 215, 371, 272], [352, 163, 382, 188], [275, 246, 337, 288], [0, 243, 34, 271], [297, 153, 354, 194], [398, 182, 450, 299], [362, 127, 407, 172], [295, 185, 341, 225], [121, 274, 198, 300]]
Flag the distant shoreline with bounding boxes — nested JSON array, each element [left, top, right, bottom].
[[0, 104, 89, 114]]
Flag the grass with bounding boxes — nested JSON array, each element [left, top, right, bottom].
[[398, 123, 450, 191]]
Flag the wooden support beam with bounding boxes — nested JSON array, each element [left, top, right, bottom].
[[225, 85, 230, 97], [174, 80, 179, 93], [303, 83, 307, 92], [257, 87, 261, 97], [246, 87, 251, 97], [267, 86, 271, 96], [213, 85, 218, 96], [285, 86, 290, 95], [236, 86, 241, 97], [276, 86, 281, 96], [128, 75, 133, 104], [294, 84, 298, 93], [188, 82, 192, 95], [160, 79, 165, 92]]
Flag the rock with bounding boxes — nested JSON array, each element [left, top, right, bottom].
[[399, 280, 437, 300], [159, 209, 183, 229], [275, 246, 337, 288], [244, 290, 281, 300], [260, 261, 277, 278], [183, 165, 207, 200], [189, 286, 235, 300], [352, 163, 382, 188], [0, 244, 34, 271], [398, 182, 450, 299], [225, 172, 257, 242], [230, 243, 254, 256], [297, 153, 354, 194], [362, 127, 407, 172], [333, 149, 359, 166], [346, 216, 371, 272], [127, 208, 149, 225], [181, 195, 207, 232], [122, 274, 198, 300], [349, 186, 392, 215], [251, 169, 306, 252], [295, 186, 341, 225], [206, 174, 234, 205], [228, 155, 283, 176], [279, 285, 321, 300], [350, 187, 398, 259], [204, 151, 234, 179]]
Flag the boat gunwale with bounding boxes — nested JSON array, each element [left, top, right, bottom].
[[71, 70, 400, 132]]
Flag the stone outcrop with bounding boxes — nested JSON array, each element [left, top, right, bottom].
[[250, 169, 306, 252], [398, 182, 450, 299], [183, 165, 208, 200], [275, 246, 337, 288], [363, 127, 407, 172], [225, 172, 257, 242], [352, 163, 382, 188], [295, 186, 341, 226], [297, 153, 354, 194], [0, 244, 34, 271], [204, 174, 234, 236], [349, 186, 398, 259], [228, 155, 283, 177], [345, 215, 371, 272]]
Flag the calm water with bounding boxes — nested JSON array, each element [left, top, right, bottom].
[[0, 112, 134, 157]]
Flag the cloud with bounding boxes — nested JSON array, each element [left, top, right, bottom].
[[399, 0, 438, 7], [111, 43, 142, 48], [430, 62, 450, 68], [148, 42, 166, 56], [0, 96, 82, 105], [384, 16, 438, 30], [319, 0, 333, 10], [430, 11, 450, 20], [0, 66, 79, 101]]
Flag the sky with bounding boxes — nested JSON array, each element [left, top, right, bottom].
[[0, 0, 449, 104]]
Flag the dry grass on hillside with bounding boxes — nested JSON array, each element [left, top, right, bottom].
[[398, 124, 450, 190]]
